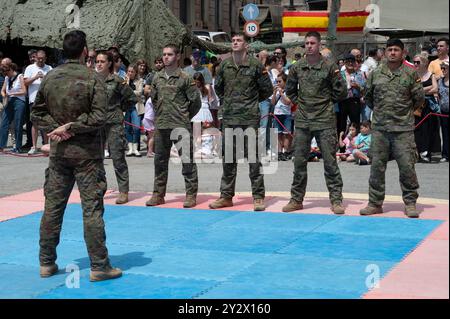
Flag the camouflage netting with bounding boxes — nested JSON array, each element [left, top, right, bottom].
[[0, 0, 191, 63], [0, 0, 306, 62]]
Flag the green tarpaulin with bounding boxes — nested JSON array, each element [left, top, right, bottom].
[[0, 0, 189, 64], [0, 0, 304, 62]]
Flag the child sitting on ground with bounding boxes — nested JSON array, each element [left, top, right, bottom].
[[337, 122, 359, 162], [353, 121, 372, 165], [309, 137, 321, 162]]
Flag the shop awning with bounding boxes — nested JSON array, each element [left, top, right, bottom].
[[282, 10, 369, 33]]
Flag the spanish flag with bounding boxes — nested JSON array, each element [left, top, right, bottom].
[[283, 11, 369, 33]]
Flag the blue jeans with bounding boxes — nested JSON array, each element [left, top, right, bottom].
[[361, 104, 372, 122], [124, 107, 141, 144], [0, 97, 27, 149], [259, 99, 272, 150]]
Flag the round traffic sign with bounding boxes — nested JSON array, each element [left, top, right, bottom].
[[244, 21, 260, 38], [242, 4, 260, 22]]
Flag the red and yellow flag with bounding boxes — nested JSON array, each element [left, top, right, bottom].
[[283, 11, 369, 33]]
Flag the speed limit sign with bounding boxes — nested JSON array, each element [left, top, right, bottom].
[[244, 21, 260, 38]]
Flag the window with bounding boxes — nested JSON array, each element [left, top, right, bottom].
[[215, 0, 223, 30], [180, 0, 194, 25], [307, 0, 328, 10]]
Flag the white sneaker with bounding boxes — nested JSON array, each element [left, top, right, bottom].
[[104, 149, 110, 158], [28, 147, 38, 155]]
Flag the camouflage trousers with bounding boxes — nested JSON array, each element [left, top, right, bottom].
[[153, 129, 198, 197], [40, 157, 110, 271], [291, 128, 343, 204], [220, 125, 265, 199], [105, 124, 129, 193], [369, 130, 419, 206]]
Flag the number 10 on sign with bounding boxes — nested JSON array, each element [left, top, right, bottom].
[[244, 21, 260, 37]]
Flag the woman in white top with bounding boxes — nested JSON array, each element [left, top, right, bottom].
[[191, 72, 216, 158], [0, 63, 27, 152]]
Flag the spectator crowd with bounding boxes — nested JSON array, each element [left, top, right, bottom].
[[0, 37, 448, 165]]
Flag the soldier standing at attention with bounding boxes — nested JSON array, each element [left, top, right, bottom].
[[95, 50, 137, 205], [146, 44, 201, 208], [360, 39, 425, 218], [283, 31, 347, 214], [31, 31, 122, 281], [209, 33, 273, 211]]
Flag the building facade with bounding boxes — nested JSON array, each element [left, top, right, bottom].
[[164, 0, 281, 34]]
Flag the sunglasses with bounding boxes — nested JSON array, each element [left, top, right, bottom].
[[413, 61, 421, 65], [441, 67, 448, 71]]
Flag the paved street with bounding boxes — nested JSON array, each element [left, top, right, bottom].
[[0, 153, 448, 200]]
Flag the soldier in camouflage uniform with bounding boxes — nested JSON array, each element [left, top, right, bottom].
[[95, 51, 137, 205], [360, 39, 425, 218], [145, 44, 201, 208], [283, 31, 347, 214], [31, 31, 122, 282], [209, 34, 273, 212]]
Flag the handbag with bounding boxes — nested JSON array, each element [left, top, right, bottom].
[[425, 95, 440, 113]]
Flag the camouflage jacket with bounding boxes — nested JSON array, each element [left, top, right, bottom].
[[31, 59, 107, 159], [104, 74, 137, 125], [286, 57, 347, 131], [150, 68, 201, 130], [214, 56, 273, 128], [365, 62, 425, 132]]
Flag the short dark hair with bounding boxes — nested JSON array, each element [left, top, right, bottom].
[[368, 48, 378, 57], [164, 44, 180, 55], [231, 32, 249, 42], [154, 56, 163, 64], [63, 30, 87, 59], [109, 50, 121, 63], [183, 57, 192, 67], [28, 49, 37, 57], [361, 121, 371, 129], [96, 50, 114, 73], [265, 54, 279, 66], [437, 37, 449, 46], [386, 38, 404, 50], [277, 72, 288, 82], [305, 31, 321, 42], [275, 46, 287, 55]]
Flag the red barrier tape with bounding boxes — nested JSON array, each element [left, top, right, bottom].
[[0, 150, 48, 158], [415, 112, 448, 129]]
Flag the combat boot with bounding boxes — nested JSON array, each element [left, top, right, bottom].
[[40, 264, 58, 278], [360, 204, 383, 216], [282, 199, 303, 212], [253, 198, 265, 211], [146, 195, 165, 207], [183, 195, 197, 208], [405, 204, 420, 218], [209, 197, 233, 209], [90, 267, 122, 282], [331, 201, 346, 215], [115, 192, 129, 205]]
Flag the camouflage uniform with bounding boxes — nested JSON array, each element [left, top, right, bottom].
[[31, 59, 111, 271], [150, 68, 201, 197], [214, 56, 273, 199], [285, 57, 347, 204], [104, 74, 137, 193], [364, 62, 425, 206]]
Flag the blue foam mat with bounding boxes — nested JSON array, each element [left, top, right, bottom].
[[0, 204, 442, 299]]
